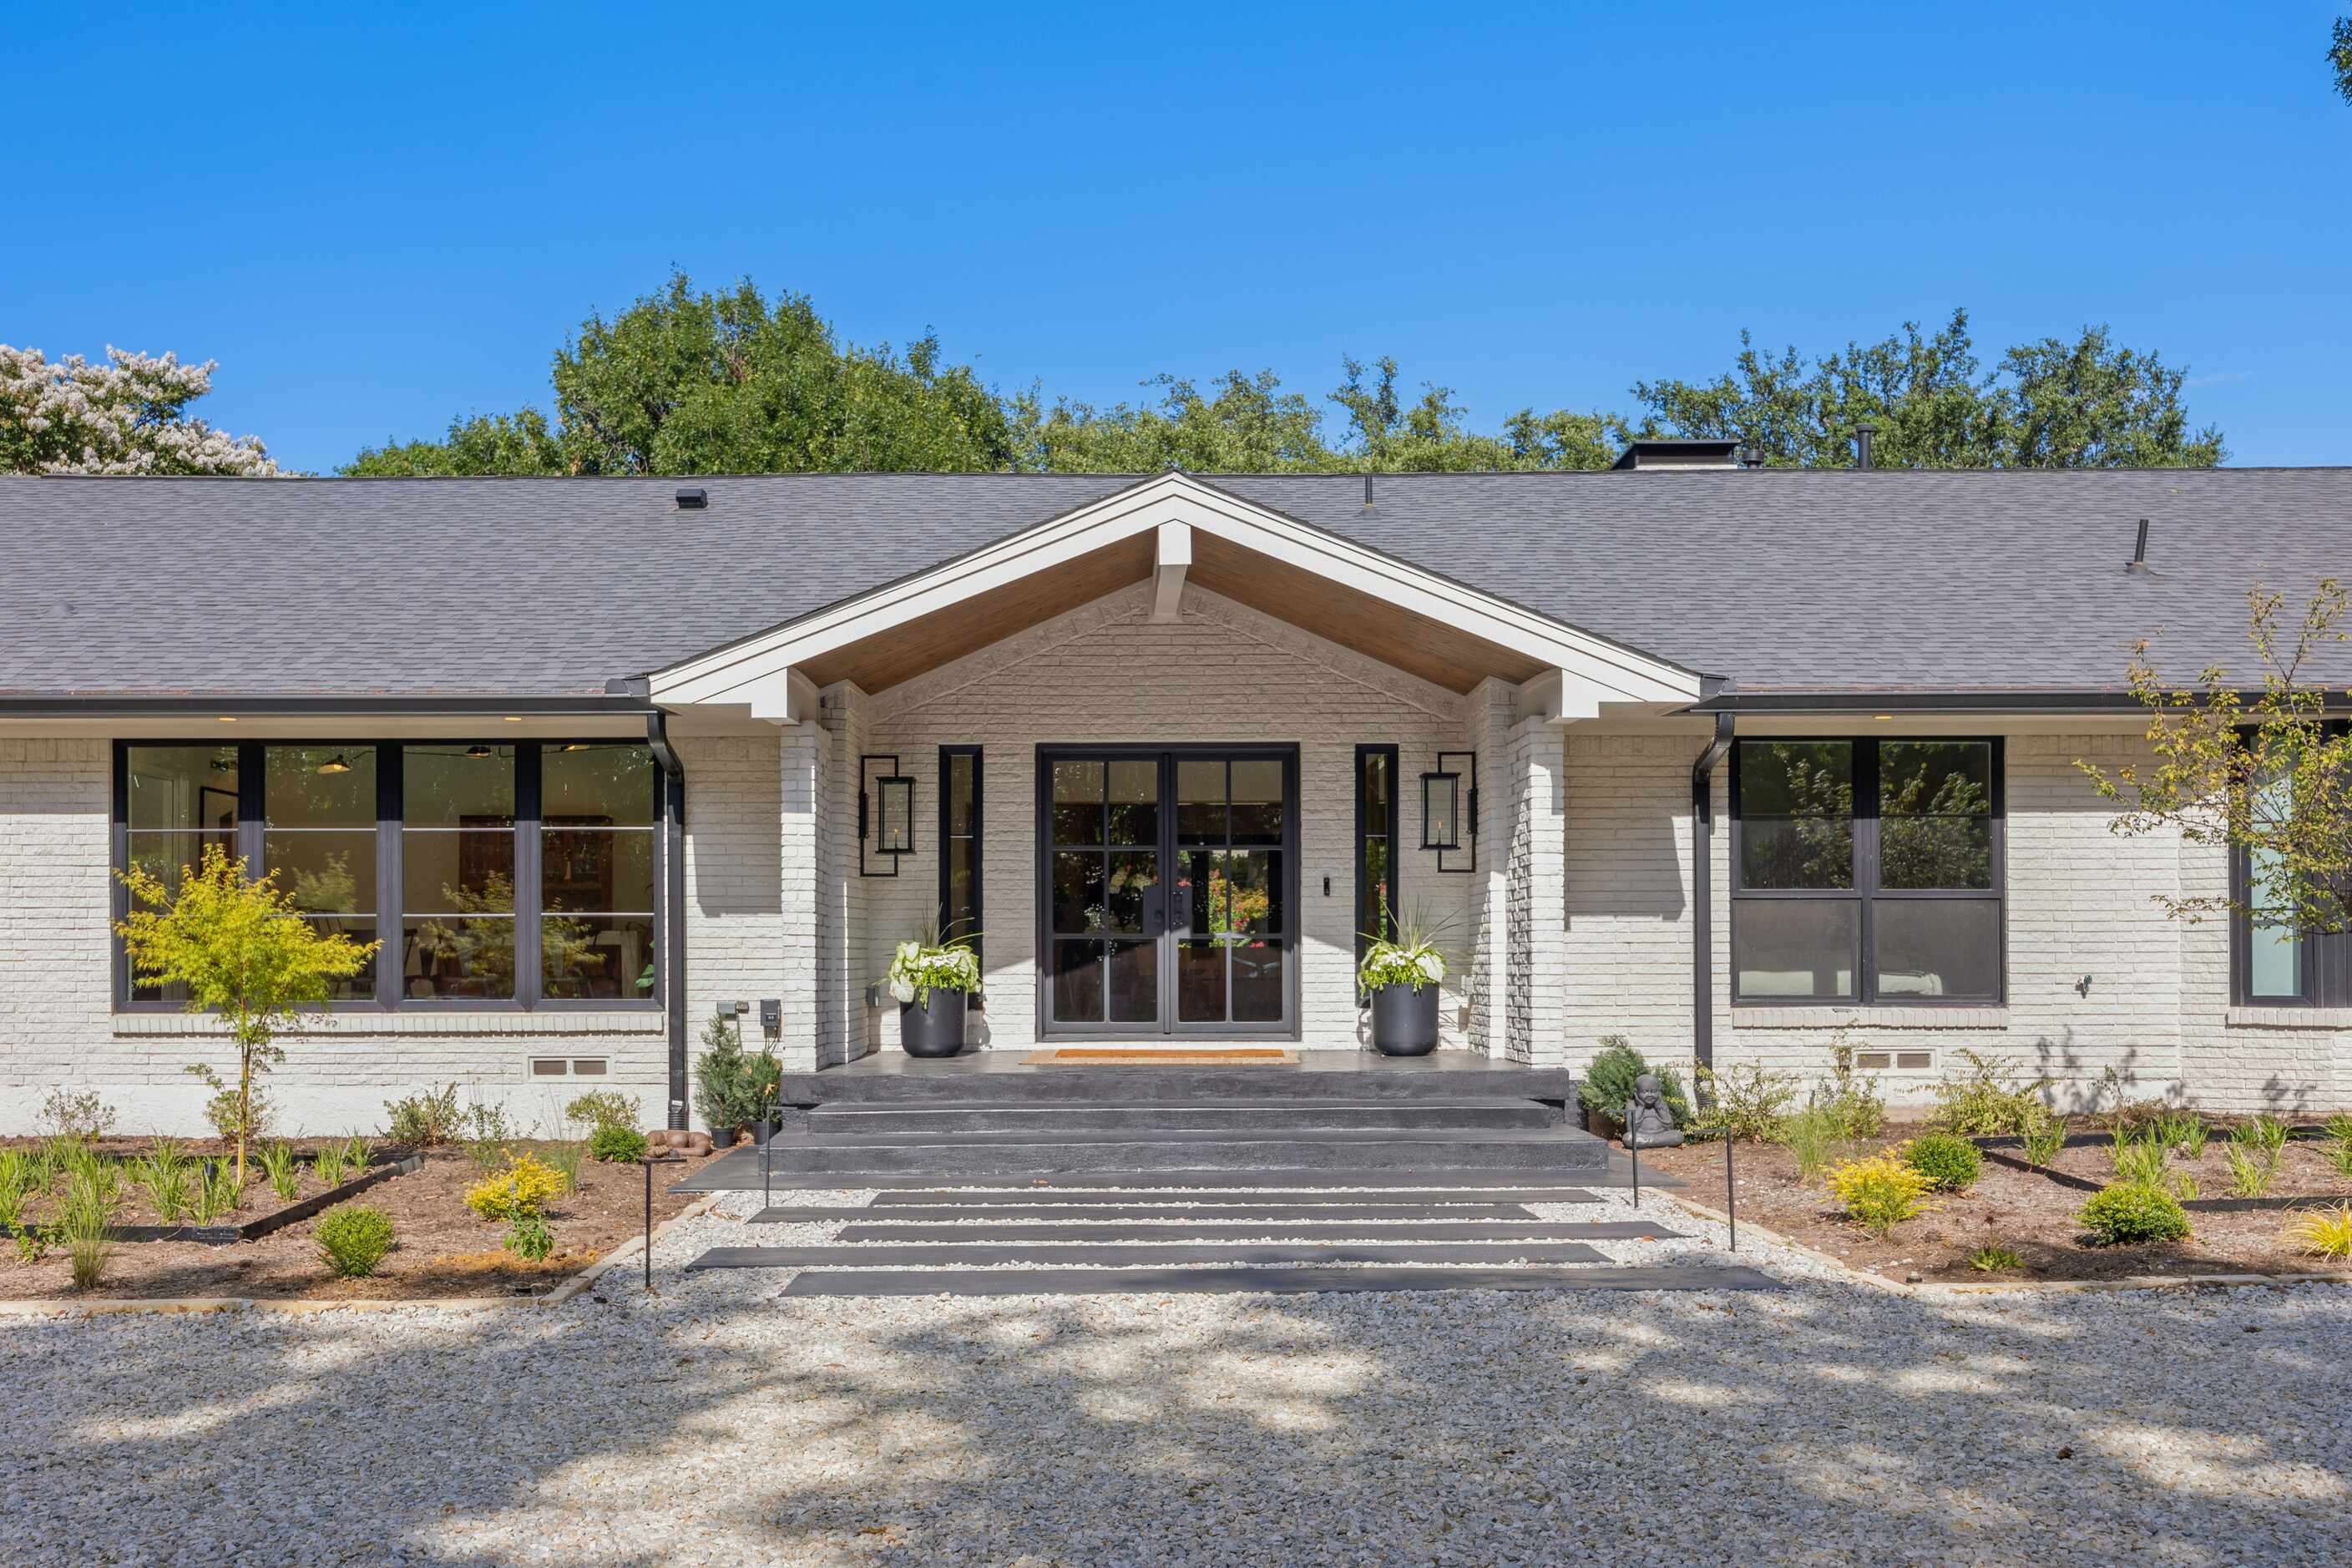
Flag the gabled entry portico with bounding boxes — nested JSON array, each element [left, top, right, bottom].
[[645, 472, 1704, 1071]]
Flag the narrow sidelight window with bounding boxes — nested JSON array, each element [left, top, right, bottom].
[[1731, 738, 2002, 1004], [2232, 721, 2349, 1006], [1356, 745, 1399, 964], [939, 746, 983, 974]]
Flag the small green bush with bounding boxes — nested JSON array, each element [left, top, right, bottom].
[[505, 1211, 554, 1262], [1579, 1037, 1690, 1128], [382, 1083, 463, 1146], [1968, 1242, 2025, 1272], [565, 1090, 640, 1135], [1693, 1062, 1798, 1142], [2077, 1181, 2191, 1247], [589, 1125, 649, 1163], [1776, 1105, 1840, 1179], [316, 1205, 396, 1277], [1810, 1044, 1887, 1141], [1905, 1133, 1983, 1194], [1929, 1049, 2051, 1137]]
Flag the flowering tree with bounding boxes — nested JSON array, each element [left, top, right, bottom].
[[1, 344, 278, 475]]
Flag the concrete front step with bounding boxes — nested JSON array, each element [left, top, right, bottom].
[[805, 1099, 1561, 1136], [772, 1060, 1577, 1108], [857, 1185, 1605, 1205], [774, 1264, 1783, 1297], [674, 1160, 1625, 1193], [832, 1220, 1621, 1244], [751, 1202, 1549, 1223], [751, 1126, 1611, 1177], [690, 1241, 1616, 1269]]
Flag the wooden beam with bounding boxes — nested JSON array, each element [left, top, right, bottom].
[[1151, 520, 1192, 623]]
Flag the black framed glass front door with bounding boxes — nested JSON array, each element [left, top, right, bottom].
[[1039, 746, 1298, 1036]]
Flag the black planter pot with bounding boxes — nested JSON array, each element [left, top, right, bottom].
[[751, 1116, 775, 1148], [1368, 983, 1441, 1056], [710, 1125, 738, 1150], [900, 989, 970, 1058]]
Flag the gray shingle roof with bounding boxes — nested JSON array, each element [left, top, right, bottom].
[[3, 468, 2347, 701]]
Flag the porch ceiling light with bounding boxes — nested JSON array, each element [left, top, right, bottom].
[[876, 775, 916, 856], [1421, 768, 1462, 852], [466, 744, 493, 759], [316, 753, 352, 776]]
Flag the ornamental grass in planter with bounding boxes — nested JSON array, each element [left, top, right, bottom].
[[1357, 903, 1452, 1057], [886, 923, 982, 1058]]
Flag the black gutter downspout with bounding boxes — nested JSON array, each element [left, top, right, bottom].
[[1691, 711, 1735, 1089], [645, 712, 689, 1131]]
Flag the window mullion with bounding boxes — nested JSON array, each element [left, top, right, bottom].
[[239, 741, 264, 880], [1856, 737, 1879, 1004], [378, 742, 402, 1010], [518, 741, 543, 1009]]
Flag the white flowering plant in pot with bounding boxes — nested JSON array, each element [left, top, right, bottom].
[[885, 923, 984, 1007], [1356, 902, 1450, 993]]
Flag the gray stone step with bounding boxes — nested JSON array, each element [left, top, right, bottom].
[[860, 1185, 1603, 1205], [832, 1220, 1626, 1244], [771, 1060, 1577, 1108], [805, 1098, 1560, 1135], [776, 1264, 1783, 1297], [675, 1159, 1620, 1193], [689, 1241, 1613, 1269], [752, 1202, 1544, 1224], [750, 1126, 1611, 1178]]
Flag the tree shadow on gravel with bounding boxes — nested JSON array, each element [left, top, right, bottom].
[[3, 1228, 2349, 1564]]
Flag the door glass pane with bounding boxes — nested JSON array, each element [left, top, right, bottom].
[[1104, 852, 1156, 934], [1880, 741, 1994, 890], [946, 752, 975, 836], [1107, 939, 1156, 1023], [265, 746, 377, 827], [1053, 938, 1105, 1021], [1176, 758, 1225, 842], [1737, 741, 1854, 889], [1874, 899, 2000, 999], [541, 743, 655, 826], [1232, 942, 1284, 1022], [126, 746, 240, 832], [1231, 759, 1283, 844], [405, 745, 515, 827], [1107, 759, 1157, 846], [1732, 899, 1859, 999], [1050, 761, 1104, 844], [1051, 852, 1106, 933], [1210, 850, 1278, 938], [1177, 938, 1226, 1022]]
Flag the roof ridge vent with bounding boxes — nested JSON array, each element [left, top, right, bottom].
[[675, 487, 709, 510], [1611, 438, 1741, 472]]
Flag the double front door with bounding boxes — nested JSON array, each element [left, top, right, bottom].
[[1039, 746, 1298, 1035]]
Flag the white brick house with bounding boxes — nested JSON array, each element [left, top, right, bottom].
[[3, 457, 2346, 1134]]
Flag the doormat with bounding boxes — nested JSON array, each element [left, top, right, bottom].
[[1019, 1048, 1298, 1065]]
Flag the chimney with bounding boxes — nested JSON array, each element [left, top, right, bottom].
[[1610, 438, 1743, 472], [1854, 422, 1876, 470]]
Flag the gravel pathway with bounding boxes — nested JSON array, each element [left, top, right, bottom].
[[3, 1186, 2347, 1565]]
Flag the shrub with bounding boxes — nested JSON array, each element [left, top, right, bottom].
[[1928, 1049, 2051, 1137], [564, 1090, 640, 1136], [1693, 1062, 1798, 1142], [465, 1153, 566, 1223], [1969, 1242, 2025, 1272], [36, 1086, 118, 1141], [2019, 1111, 2067, 1169], [1579, 1037, 1690, 1128], [383, 1083, 463, 1146], [1905, 1133, 1983, 1194], [1825, 1151, 1935, 1238], [505, 1210, 555, 1262], [2284, 1204, 2352, 1261], [316, 1205, 396, 1277], [589, 1124, 649, 1163], [1777, 1105, 1840, 1180], [1810, 1043, 1886, 1141], [2077, 1181, 2190, 1246], [192, 1069, 272, 1147]]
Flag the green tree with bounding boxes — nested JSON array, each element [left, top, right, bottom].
[[2078, 582, 2352, 936], [2332, 18, 2352, 104], [348, 410, 566, 476], [116, 847, 379, 1188], [1631, 310, 2223, 468]]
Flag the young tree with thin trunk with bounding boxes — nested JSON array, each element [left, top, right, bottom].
[[117, 847, 377, 1188]]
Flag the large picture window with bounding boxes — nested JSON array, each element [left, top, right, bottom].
[[1731, 737, 2002, 1004], [114, 739, 661, 1012]]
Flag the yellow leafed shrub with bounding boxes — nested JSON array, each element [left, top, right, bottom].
[[465, 1153, 566, 1223], [1824, 1149, 1936, 1237]]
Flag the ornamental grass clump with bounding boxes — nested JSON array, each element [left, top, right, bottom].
[[58, 1171, 119, 1291], [2326, 1115, 2352, 1181], [1776, 1105, 1840, 1180], [316, 1205, 396, 1278], [2109, 1128, 2170, 1186], [2284, 1204, 2352, 1261], [0, 1151, 33, 1229], [1825, 1150, 1936, 1238], [2077, 1180, 2191, 1247], [1809, 1043, 1886, 1141], [2019, 1110, 2068, 1170], [1355, 903, 1450, 993], [1969, 1242, 2025, 1272], [1904, 1132, 1983, 1194]]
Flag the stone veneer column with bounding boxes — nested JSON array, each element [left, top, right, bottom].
[[1503, 715, 1568, 1066]]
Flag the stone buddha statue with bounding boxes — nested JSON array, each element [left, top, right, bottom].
[[1622, 1072, 1685, 1150]]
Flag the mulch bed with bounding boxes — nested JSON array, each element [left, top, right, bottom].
[[0, 1138, 716, 1302], [1639, 1123, 2352, 1284]]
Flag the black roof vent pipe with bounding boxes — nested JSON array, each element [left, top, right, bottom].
[[1854, 422, 1876, 470], [1740, 444, 1766, 469], [2127, 518, 2151, 573], [1363, 472, 1374, 510]]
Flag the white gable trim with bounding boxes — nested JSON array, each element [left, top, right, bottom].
[[648, 472, 1702, 710]]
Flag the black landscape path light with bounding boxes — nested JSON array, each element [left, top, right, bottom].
[[641, 1147, 685, 1292]]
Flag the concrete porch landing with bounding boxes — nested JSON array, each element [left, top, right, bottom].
[[766, 1048, 1579, 1105]]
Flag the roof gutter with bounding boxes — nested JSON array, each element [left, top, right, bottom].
[[1681, 689, 2308, 716], [645, 711, 690, 1132], [1690, 712, 1734, 1086], [0, 694, 658, 718]]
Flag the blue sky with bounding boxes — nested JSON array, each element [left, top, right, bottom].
[[9, 2, 2348, 472]]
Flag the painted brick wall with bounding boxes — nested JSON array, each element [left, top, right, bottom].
[[852, 583, 1478, 1051], [0, 731, 789, 1136]]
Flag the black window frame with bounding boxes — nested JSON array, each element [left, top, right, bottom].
[[112, 738, 665, 1015], [2229, 720, 2352, 1008], [1729, 736, 2006, 1007], [1354, 744, 1400, 969], [938, 745, 983, 1006]]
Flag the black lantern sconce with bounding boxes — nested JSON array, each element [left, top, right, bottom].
[[859, 755, 914, 877], [1424, 751, 1477, 873]]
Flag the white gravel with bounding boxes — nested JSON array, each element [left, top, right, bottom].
[[3, 1186, 2348, 1565]]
